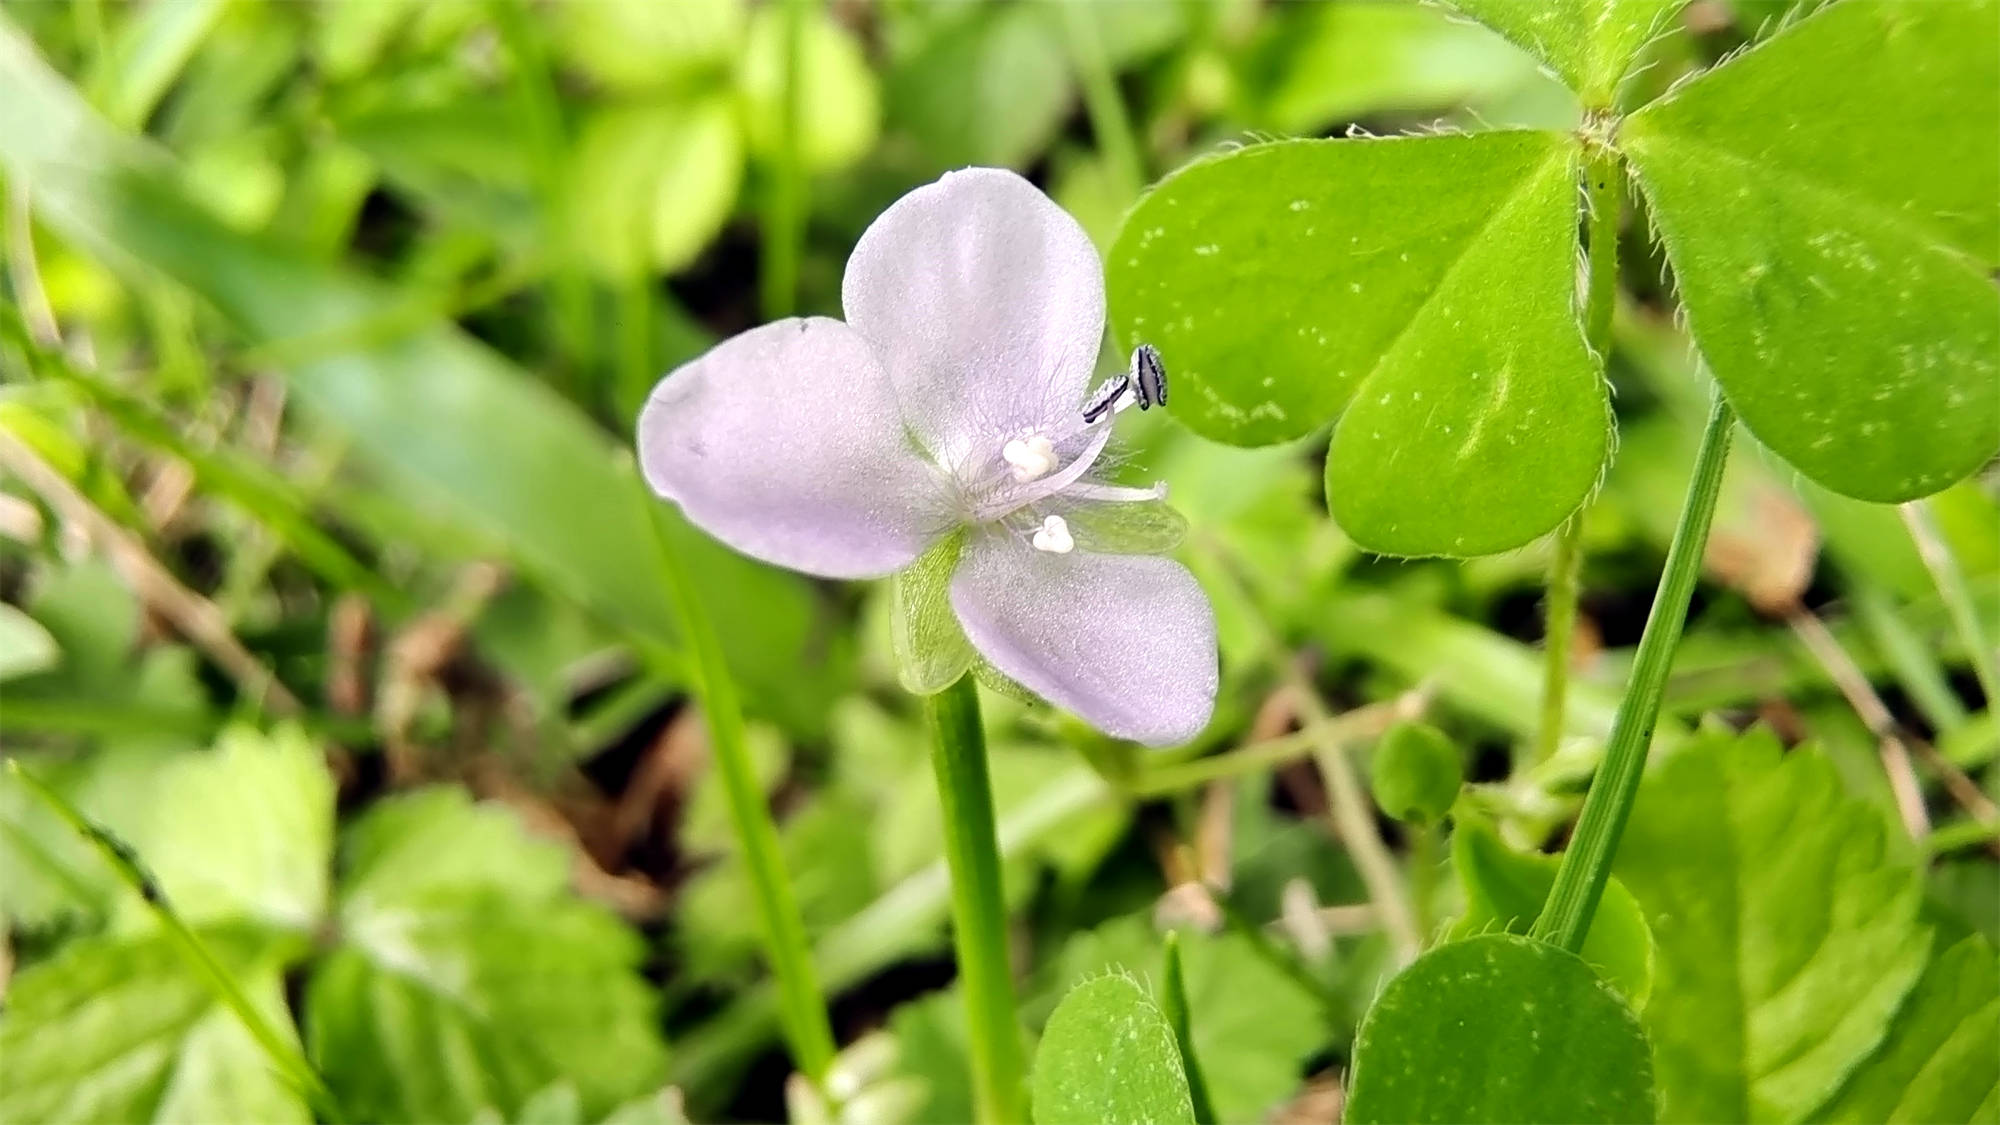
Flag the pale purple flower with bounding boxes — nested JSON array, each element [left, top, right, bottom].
[[637, 168, 1217, 745]]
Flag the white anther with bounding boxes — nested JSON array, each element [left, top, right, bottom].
[[1002, 433, 1057, 482], [1031, 514, 1075, 554]]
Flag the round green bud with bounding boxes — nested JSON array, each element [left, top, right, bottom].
[[1370, 720, 1463, 825]]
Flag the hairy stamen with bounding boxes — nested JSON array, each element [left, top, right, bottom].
[[1031, 514, 1075, 554]]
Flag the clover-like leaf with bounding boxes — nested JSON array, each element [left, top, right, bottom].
[[1441, 0, 1687, 106], [1614, 727, 1931, 1123], [1109, 130, 1606, 556], [1346, 933, 1656, 1124], [1031, 974, 1195, 1125], [1621, 0, 2000, 502]]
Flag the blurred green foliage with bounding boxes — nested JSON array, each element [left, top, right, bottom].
[[0, 1, 1994, 1122]]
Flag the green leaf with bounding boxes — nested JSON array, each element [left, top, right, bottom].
[[0, 925, 310, 1125], [1621, 0, 2000, 502], [568, 96, 744, 278], [1441, 0, 1686, 105], [0, 748, 177, 929], [551, 0, 742, 93], [1817, 935, 2000, 1124], [885, 3, 1071, 170], [310, 793, 669, 1123], [85, 0, 226, 129], [0, 601, 59, 681], [332, 785, 571, 907], [1032, 917, 1330, 1124], [737, 7, 879, 172], [0, 24, 835, 731], [335, 100, 537, 244], [1447, 818, 1654, 1007], [1613, 727, 1931, 1123], [1346, 933, 1655, 1124], [122, 726, 334, 933], [1249, 1, 1570, 134], [1109, 130, 1606, 556], [1031, 974, 1195, 1125]]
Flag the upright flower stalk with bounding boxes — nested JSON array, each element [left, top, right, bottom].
[[1534, 136, 1623, 769], [926, 675, 1027, 1124]]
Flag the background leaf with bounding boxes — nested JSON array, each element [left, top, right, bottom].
[[1440, 0, 1686, 105], [1621, 0, 2000, 502], [1345, 933, 1655, 1124], [308, 791, 670, 1124], [0, 23, 839, 733], [1816, 935, 2000, 1125], [884, 3, 1071, 171], [567, 96, 744, 278], [736, 6, 879, 172], [1109, 130, 1606, 555], [1448, 818, 1655, 1007], [0, 926, 311, 1125], [1613, 727, 1931, 1123], [0, 601, 59, 681], [120, 726, 333, 933], [1030, 973, 1195, 1125], [1031, 917, 1332, 1125]]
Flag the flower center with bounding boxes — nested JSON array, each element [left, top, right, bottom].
[[1001, 433, 1057, 482], [959, 346, 1174, 529]]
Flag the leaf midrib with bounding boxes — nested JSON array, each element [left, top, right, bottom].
[[1351, 137, 1575, 406]]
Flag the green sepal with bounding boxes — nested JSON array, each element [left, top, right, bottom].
[[891, 533, 974, 695]]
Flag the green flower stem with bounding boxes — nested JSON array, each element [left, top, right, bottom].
[[1900, 499, 2000, 714], [642, 501, 837, 1083], [758, 0, 808, 320], [1533, 390, 1736, 953], [1534, 140, 1622, 768], [926, 675, 1027, 1125], [1057, 0, 1145, 196], [1161, 932, 1218, 1125], [6, 760, 345, 1123]]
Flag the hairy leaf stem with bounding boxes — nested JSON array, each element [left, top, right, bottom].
[[1534, 140, 1623, 768], [1533, 391, 1736, 952]]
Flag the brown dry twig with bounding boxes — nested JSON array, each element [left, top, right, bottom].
[[0, 427, 300, 716]]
